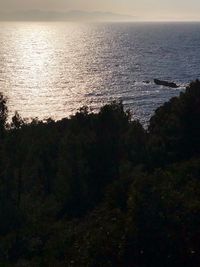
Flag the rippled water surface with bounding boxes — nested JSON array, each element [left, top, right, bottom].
[[0, 22, 200, 124]]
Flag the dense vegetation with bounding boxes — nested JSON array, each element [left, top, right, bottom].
[[1, 80, 200, 266]]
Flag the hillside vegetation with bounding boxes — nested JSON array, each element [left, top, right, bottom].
[[1, 80, 200, 266]]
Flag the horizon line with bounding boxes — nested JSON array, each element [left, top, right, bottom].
[[1, 19, 200, 23]]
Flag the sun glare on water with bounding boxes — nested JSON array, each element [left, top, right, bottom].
[[0, 22, 96, 121], [3, 23, 66, 119]]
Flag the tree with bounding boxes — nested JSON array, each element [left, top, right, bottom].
[[11, 111, 24, 130], [0, 93, 8, 137], [148, 80, 200, 165]]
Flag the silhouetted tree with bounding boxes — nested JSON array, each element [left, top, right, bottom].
[[0, 93, 7, 137], [11, 111, 24, 129], [148, 79, 200, 165]]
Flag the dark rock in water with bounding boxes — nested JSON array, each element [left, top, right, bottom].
[[143, 80, 150, 84], [154, 79, 178, 88]]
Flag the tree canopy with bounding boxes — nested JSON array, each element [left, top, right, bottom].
[[1, 80, 200, 266]]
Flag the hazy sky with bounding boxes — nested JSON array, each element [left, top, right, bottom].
[[1, 0, 200, 21]]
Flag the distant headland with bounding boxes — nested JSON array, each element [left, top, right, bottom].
[[0, 10, 136, 22]]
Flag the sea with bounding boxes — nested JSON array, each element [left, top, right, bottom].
[[0, 22, 200, 125]]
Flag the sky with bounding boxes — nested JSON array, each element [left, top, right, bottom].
[[0, 0, 200, 21]]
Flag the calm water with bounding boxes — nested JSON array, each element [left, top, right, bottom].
[[0, 22, 200, 124]]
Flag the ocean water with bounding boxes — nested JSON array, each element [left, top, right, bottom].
[[0, 22, 200, 124]]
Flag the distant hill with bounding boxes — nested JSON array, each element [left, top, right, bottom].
[[0, 10, 135, 22]]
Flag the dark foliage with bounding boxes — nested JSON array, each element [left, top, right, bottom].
[[148, 79, 200, 165], [0, 81, 200, 266]]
